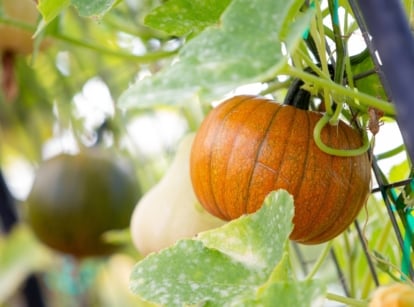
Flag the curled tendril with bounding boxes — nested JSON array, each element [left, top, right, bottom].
[[313, 113, 371, 157], [328, 100, 343, 125]]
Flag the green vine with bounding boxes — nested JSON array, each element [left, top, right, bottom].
[[305, 241, 333, 281], [52, 31, 176, 62], [376, 144, 406, 160], [313, 112, 371, 157], [285, 66, 395, 115], [0, 16, 177, 62], [325, 292, 368, 307], [303, 241, 368, 306], [310, 0, 333, 114], [285, 1, 396, 157]]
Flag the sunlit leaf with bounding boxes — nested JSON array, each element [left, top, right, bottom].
[[352, 51, 387, 101], [37, 0, 70, 24], [131, 240, 259, 305], [197, 190, 294, 271], [388, 158, 410, 183], [144, 0, 232, 36], [37, 0, 117, 34], [248, 280, 324, 306], [130, 190, 298, 305], [256, 254, 324, 306], [119, 0, 314, 109], [71, 0, 116, 17]]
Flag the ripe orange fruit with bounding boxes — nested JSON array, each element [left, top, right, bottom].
[[190, 95, 371, 244]]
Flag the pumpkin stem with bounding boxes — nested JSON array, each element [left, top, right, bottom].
[[283, 64, 335, 111], [283, 73, 311, 110], [285, 65, 395, 115]]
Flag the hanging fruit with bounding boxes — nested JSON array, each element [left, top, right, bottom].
[[369, 283, 414, 307], [130, 133, 224, 256], [25, 148, 141, 258], [190, 95, 371, 244]]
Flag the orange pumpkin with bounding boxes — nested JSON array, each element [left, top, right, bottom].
[[190, 95, 371, 244], [369, 283, 414, 307]]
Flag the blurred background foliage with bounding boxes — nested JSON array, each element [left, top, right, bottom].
[[0, 0, 186, 306], [0, 0, 188, 189]]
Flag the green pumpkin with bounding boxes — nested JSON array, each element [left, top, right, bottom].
[[26, 148, 141, 258]]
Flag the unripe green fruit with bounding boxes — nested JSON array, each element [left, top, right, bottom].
[[26, 148, 141, 258]]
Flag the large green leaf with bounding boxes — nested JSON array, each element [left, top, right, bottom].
[[71, 0, 117, 17], [37, 0, 71, 24], [119, 0, 314, 109], [352, 52, 387, 101], [129, 190, 326, 306], [131, 240, 258, 305], [144, 0, 232, 36], [197, 191, 294, 273], [37, 0, 116, 29], [240, 280, 325, 306], [233, 254, 324, 307]]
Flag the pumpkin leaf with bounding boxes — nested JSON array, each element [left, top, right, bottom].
[[71, 0, 117, 17], [129, 190, 317, 306], [130, 240, 258, 306], [197, 189, 294, 272], [352, 52, 387, 101], [388, 158, 410, 183], [144, 0, 232, 36], [37, 0, 70, 24], [37, 0, 116, 34], [119, 0, 314, 109], [238, 279, 325, 307], [257, 253, 325, 306], [224, 253, 325, 306]]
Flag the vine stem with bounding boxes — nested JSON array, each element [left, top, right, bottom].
[[0, 16, 176, 62], [313, 113, 371, 157], [305, 241, 333, 281], [284, 66, 395, 115], [327, 0, 345, 125], [52, 32, 176, 62], [328, 0, 346, 86], [375, 144, 406, 160], [310, 0, 333, 114], [325, 292, 367, 307]]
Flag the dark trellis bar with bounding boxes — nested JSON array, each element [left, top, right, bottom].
[[348, 0, 414, 282], [329, 248, 351, 297], [371, 178, 414, 194], [371, 158, 414, 280], [354, 220, 380, 286], [350, 0, 414, 162]]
